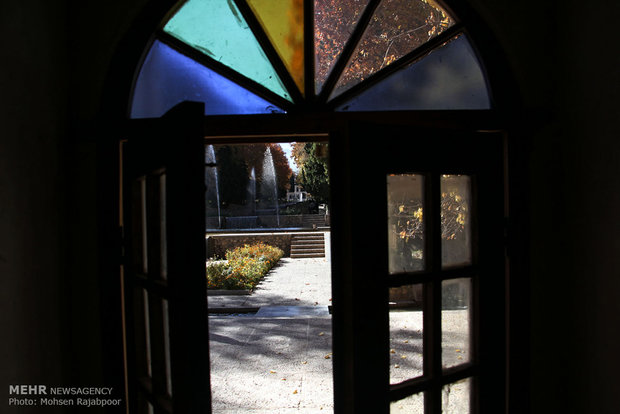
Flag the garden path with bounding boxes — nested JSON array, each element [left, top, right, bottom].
[[208, 257, 334, 413]]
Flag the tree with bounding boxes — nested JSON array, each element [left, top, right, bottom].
[[295, 142, 330, 204], [215, 145, 249, 206]]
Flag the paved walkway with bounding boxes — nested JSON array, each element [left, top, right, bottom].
[[208, 258, 334, 413], [207, 254, 470, 413]]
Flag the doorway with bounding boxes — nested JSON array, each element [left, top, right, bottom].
[[203, 139, 334, 412]]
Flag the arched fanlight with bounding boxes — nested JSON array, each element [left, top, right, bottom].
[[131, 0, 490, 118]]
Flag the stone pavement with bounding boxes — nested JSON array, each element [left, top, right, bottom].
[[207, 254, 470, 413], [208, 257, 334, 413]]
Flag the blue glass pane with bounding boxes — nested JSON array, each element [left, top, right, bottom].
[[163, 0, 291, 101], [335, 36, 490, 111], [130, 41, 284, 118]]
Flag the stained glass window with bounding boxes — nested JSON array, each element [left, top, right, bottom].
[[130, 0, 491, 118], [335, 36, 490, 111], [331, 0, 455, 98], [314, 0, 370, 94], [247, 0, 305, 94], [131, 41, 284, 118], [163, 0, 291, 101]]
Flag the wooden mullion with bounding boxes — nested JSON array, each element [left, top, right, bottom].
[[389, 375, 430, 402], [233, 0, 304, 104], [134, 274, 170, 299], [387, 266, 478, 287], [389, 363, 476, 402], [425, 172, 443, 413], [325, 24, 464, 110], [317, 0, 381, 103], [157, 31, 294, 112], [199, 110, 505, 138]]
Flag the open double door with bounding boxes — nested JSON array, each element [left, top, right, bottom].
[[120, 103, 506, 413]]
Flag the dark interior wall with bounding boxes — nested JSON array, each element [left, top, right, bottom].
[[1, 0, 69, 399], [1, 0, 618, 413]]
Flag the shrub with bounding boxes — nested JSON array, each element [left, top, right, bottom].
[[206, 243, 284, 290]]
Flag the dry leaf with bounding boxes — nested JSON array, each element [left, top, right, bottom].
[[269, 370, 276, 374], [318, 332, 325, 336], [293, 389, 298, 394], [390, 349, 396, 354], [301, 361, 308, 365], [401, 355, 407, 359]]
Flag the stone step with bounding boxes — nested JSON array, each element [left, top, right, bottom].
[[291, 243, 325, 251], [291, 248, 325, 254], [291, 239, 325, 246], [290, 233, 325, 258], [292, 236, 324, 241], [290, 252, 326, 258]]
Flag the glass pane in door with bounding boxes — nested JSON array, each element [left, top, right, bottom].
[[391, 391, 424, 413], [441, 175, 472, 268], [389, 284, 423, 383], [387, 174, 425, 273], [442, 278, 472, 369], [442, 377, 472, 413]]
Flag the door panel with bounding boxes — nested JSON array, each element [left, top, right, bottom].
[[330, 122, 505, 413], [122, 102, 211, 413]]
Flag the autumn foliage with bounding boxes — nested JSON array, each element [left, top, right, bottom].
[[314, 0, 453, 94]]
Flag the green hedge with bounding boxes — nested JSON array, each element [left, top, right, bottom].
[[206, 243, 284, 290]]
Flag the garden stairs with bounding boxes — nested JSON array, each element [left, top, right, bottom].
[[290, 233, 325, 258], [302, 214, 327, 229]]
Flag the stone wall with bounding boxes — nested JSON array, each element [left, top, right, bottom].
[[206, 234, 293, 258]]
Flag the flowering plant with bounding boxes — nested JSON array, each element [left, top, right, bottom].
[[206, 243, 284, 290]]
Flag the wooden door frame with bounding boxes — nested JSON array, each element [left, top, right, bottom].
[[97, 108, 528, 413]]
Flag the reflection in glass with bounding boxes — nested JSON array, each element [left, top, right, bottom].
[[390, 391, 424, 413], [441, 174, 472, 267], [387, 174, 425, 274], [442, 278, 472, 369], [314, 0, 370, 94], [248, 0, 305, 93], [336, 36, 490, 111], [331, 0, 455, 98], [389, 285, 423, 384], [163, 0, 291, 101], [131, 41, 284, 118], [442, 377, 472, 413]]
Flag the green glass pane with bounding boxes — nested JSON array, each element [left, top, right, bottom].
[[314, 0, 370, 94], [331, 0, 455, 99], [247, 0, 304, 94], [164, 0, 291, 101]]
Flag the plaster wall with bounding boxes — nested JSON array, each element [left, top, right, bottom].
[[1, 0, 619, 412]]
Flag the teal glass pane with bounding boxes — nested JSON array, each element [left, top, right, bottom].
[[336, 36, 490, 111], [164, 0, 291, 101], [130, 41, 284, 118]]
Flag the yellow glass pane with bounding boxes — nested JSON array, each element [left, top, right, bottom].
[[248, 0, 305, 94]]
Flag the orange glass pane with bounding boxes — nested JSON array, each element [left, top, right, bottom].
[[331, 0, 455, 98], [248, 0, 305, 94], [314, 0, 370, 94]]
